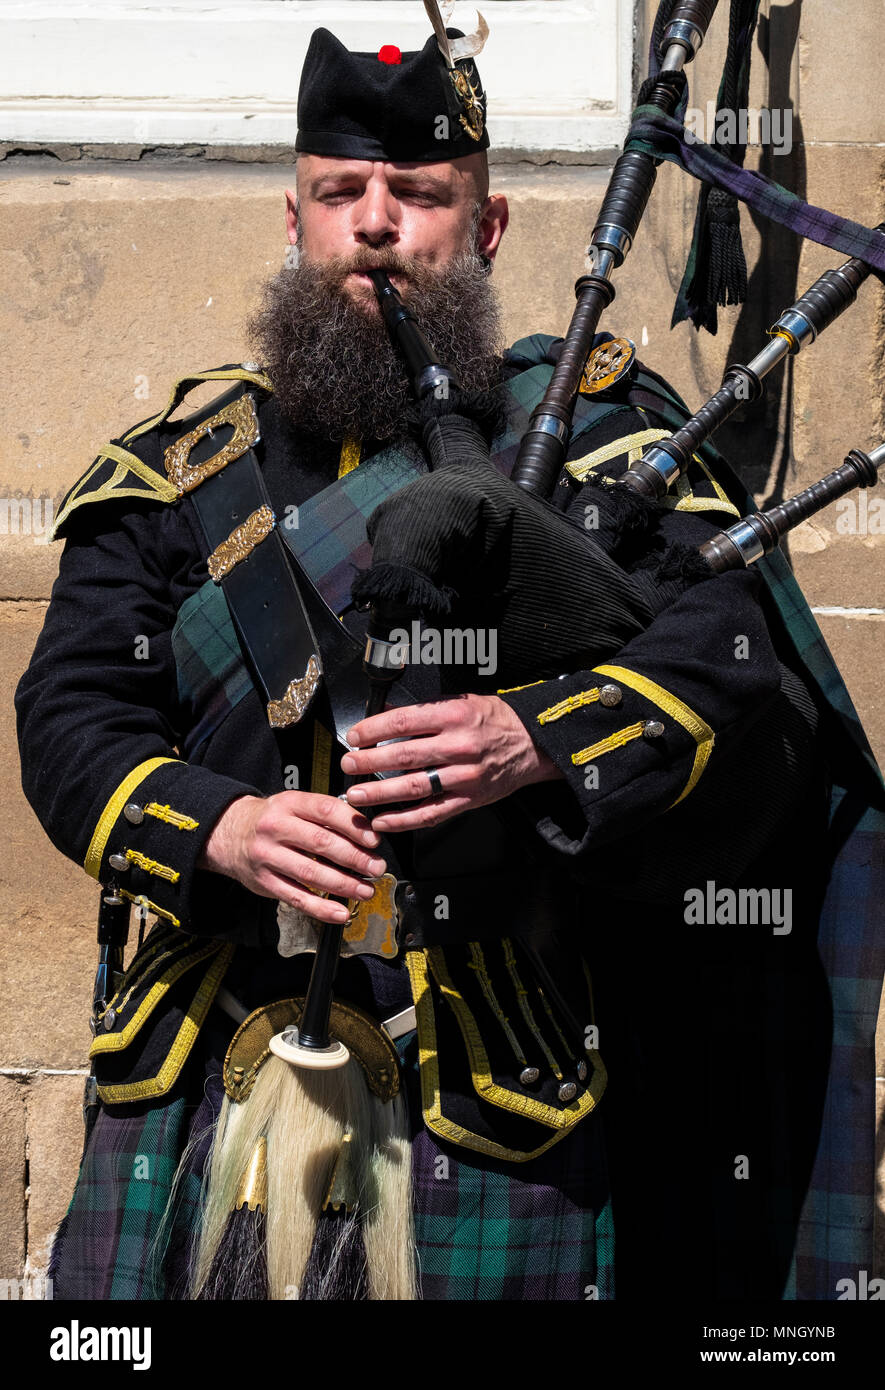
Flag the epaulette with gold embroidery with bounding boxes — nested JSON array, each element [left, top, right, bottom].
[[50, 364, 273, 541]]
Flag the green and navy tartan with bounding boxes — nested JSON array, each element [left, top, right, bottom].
[[172, 582, 255, 760], [409, 1126, 614, 1300], [49, 1070, 216, 1300]]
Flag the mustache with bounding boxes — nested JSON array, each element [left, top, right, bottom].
[[301, 246, 440, 296]]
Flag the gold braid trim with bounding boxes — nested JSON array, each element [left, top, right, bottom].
[[501, 939, 562, 1079], [144, 803, 199, 831], [405, 949, 587, 1163], [337, 435, 362, 477], [467, 942, 528, 1067], [426, 947, 596, 1130], [118, 891, 180, 928], [51, 368, 273, 540], [93, 945, 235, 1103], [123, 368, 272, 445], [537, 688, 601, 724], [125, 849, 180, 883], [593, 664, 715, 806], [496, 680, 545, 695], [84, 757, 180, 879], [571, 721, 646, 765]]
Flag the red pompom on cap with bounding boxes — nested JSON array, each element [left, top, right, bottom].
[[378, 45, 402, 65]]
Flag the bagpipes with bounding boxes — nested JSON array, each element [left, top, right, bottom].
[[351, 0, 885, 684]]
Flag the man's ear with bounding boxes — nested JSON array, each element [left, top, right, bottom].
[[285, 189, 299, 245], [477, 194, 509, 265]]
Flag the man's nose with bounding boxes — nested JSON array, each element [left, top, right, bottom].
[[352, 182, 399, 246]]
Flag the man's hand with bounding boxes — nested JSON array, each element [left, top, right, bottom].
[[341, 693, 563, 832], [197, 791, 387, 924]]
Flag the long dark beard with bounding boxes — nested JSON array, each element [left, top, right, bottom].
[[247, 244, 504, 442]]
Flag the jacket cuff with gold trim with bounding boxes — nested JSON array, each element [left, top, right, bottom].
[[84, 756, 262, 932], [496, 571, 782, 855], [499, 668, 713, 851]]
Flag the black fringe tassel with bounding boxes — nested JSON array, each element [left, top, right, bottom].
[[301, 1208, 369, 1301], [196, 1206, 269, 1301], [351, 561, 457, 618], [576, 474, 666, 560], [705, 188, 749, 308]]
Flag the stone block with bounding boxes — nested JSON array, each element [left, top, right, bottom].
[[23, 1072, 85, 1277], [790, 531, 884, 614], [798, 5, 885, 146], [0, 1076, 26, 1281], [491, 165, 609, 346], [0, 161, 292, 599], [0, 602, 97, 1070], [790, 148, 885, 495]]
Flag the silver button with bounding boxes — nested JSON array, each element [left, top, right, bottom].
[[108, 853, 130, 872], [123, 802, 144, 825], [241, 361, 261, 372], [519, 1066, 540, 1086], [558, 1081, 577, 1103], [598, 683, 622, 708], [103, 1008, 117, 1030], [643, 719, 665, 739], [577, 1060, 588, 1082]]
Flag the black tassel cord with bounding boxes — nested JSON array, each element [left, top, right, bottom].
[[673, 0, 762, 332]]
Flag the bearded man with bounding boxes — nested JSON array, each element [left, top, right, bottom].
[[14, 19, 866, 1303]]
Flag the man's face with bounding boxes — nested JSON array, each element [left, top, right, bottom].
[[286, 153, 507, 307], [250, 152, 507, 441]]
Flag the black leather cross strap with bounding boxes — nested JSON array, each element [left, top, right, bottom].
[[186, 442, 327, 726]]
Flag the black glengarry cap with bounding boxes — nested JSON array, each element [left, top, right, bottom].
[[295, 28, 490, 163]]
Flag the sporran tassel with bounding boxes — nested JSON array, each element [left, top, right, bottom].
[[301, 1210, 369, 1301], [196, 1134, 268, 1301]]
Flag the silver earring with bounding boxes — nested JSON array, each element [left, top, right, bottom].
[[284, 244, 301, 270]]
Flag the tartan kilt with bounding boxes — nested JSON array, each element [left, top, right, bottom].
[[49, 1006, 615, 1302]]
